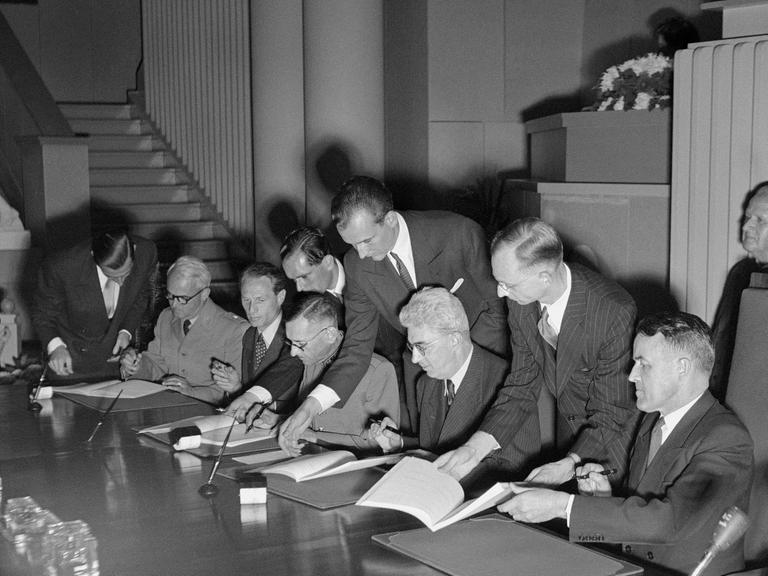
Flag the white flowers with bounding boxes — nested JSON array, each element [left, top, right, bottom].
[[593, 52, 673, 112]]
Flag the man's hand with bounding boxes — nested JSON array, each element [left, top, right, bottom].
[[211, 360, 242, 393], [49, 345, 73, 376], [111, 332, 131, 356], [161, 374, 193, 396], [246, 406, 280, 430], [225, 395, 257, 422], [575, 463, 612, 497], [119, 347, 142, 379], [279, 397, 322, 456], [525, 456, 578, 486], [435, 445, 482, 480], [497, 488, 570, 523], [370, 416, 402, 453]]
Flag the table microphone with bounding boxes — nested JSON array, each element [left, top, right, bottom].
[[29, 364, 48, 412], [198, 416, 238, 497], [689, 506, 749, 576]]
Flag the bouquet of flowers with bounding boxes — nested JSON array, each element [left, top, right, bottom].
[[592, 52, 672, 111]]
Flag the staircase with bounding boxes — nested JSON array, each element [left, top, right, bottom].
[[58, 101, 244, 308]]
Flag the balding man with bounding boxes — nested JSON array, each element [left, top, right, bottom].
[[121, 256, 248, 404], [710, 182, 768, 400]]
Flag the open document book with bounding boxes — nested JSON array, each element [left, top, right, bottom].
[[260, 450, 406, 482], [356, 456, 517, 531], [55, 379, 163, 398]]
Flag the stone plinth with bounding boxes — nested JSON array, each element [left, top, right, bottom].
[[702, 0, 768, 38], [525, 110, 670, 184]]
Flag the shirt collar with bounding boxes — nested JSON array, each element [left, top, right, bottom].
[[659, 391, 705, 442], [388, 212, 416, 283], [259, 312, 282, 348], [540, 263, 571, 334], [330, 257, 346, 296], [446, 346, 473, 394]]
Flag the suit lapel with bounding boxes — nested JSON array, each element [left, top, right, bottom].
[[418, 377, 444, 448], [77, 258, 111, 325], [439, 349, 481, 444], [518, 304, 549, 392], [628, 412, 657, 489], [555, 268, 587, 395]]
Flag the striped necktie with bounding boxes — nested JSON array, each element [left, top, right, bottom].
[[646, 415, 665, 469], [390, 252, 416, 292]]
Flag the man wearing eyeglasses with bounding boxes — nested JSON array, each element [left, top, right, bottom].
[[436, 218, 640, 486], [120, 256, 248, 404], [249, 291, 399, 449], [32, 230, 157, 379], [370, 288, 511, 472]]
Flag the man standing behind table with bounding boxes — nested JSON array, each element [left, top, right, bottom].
[[214, 263, 304, 420], [249, 292, 399, 450], [371, 287, 511, 465], [499, 312, 754, 576], [120, 256, 248, 404], [280, 226, 345, 299], [437, 218, 640, 484], [278, 175, 507, 455], [32, 230, 157, 379]]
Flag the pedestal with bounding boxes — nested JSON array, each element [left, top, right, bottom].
[[702, 0, 768, 38]]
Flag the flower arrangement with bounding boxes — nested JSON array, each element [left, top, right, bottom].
[[592, 52, 672, 111]]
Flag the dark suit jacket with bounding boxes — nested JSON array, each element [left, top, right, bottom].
[[31, 236, 157, 377], [240, 322, 303, 405], [570, 392, 753, 576], [417, 345, 508, 454], [480, 263, 639, 479], [324, 210, 507, 414]]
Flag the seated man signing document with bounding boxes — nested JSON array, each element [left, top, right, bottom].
[[498, 312, 754, 576]]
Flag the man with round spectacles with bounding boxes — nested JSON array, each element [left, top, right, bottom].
[[120, 256, 248, 404], [249, 291, 399, 450]]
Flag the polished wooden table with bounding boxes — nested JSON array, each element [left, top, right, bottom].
[[0, 385, 436, 576]]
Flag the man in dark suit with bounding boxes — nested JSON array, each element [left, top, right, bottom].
[[216, 263, 303, 420], [371, 287, 509, 461], [498, 312, 754, 576], [278, 176, 507, 456], [437, 218, 639, 485], [710, 183, 768, 401], [31, 230, 157, 379]]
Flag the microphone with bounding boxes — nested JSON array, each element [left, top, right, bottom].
[[198, 415, 238, 497], [690, 506, 749, 576]]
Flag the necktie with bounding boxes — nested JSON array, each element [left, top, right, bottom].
[[445, 379, 456, 407], [646, 415, 665, 469], [538, 306, 558, 350], [390, 252, 416, 292], [103, 278, 118, 319], [253, 329, 267, 371], [183, 319, 191, 336]]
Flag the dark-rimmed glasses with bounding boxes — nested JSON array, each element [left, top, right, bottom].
[[166, 286, 206, 305], [406, 334, 448, 356], [285, 326, 332, 352]]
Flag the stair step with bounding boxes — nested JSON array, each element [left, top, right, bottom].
[[91, 185, 194, 204], [97, 220, 221, 241], [69, 118, 149, 135], [156, 239, 230, 261], [93, 203, 203, 223], [86, 134, 162, 152], [89, 151, 171, 168], [59, 103, 135, 120], [90, 168, 188, 186]]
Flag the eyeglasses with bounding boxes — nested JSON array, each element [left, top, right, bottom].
[[285, 326, 332, 352], [406, 334, 448, 356], [166, 286, 206, 305]]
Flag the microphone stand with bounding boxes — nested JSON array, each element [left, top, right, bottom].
[[28, 364, 48, 412], [198, 416, 238, 497]]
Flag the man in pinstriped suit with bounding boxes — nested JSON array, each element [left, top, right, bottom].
[[370, 287, 511, 465], [437, 218, 640, 485]]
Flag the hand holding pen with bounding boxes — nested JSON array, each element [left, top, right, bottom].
[[574, 464, 615, 497], [369, 417, 402, 453]]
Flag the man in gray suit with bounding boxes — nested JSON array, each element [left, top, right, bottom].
[[371, 287, 510, 464], [252, 292, 399, 450], [437, 218, 639, 485]]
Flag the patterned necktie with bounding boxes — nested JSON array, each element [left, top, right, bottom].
[[183, 319, 191, 336], [390, 252, 416, 292], [103, 278, 118, 319], [538, 306, 558, 350], [646, 415, 665, 469], [253, 329, 267, 372], [445, 379, 456, 407]]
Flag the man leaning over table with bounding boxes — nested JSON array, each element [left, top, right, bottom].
[[248, 292, 399, 450], [436, 217, 640, 485], [216, 263, 304, 420], [498, 312, 754, 576], [120, 256, 248, 404], [371, 287, 511, 472], [280, 225, 345, 299], [31, 230, 157, 380]]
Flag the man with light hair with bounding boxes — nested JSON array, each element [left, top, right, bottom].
[[371, 287, 511, 470], [121, 255, 248, 404], [437, 217, 640, 486], [498, 312, 753, 576]]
